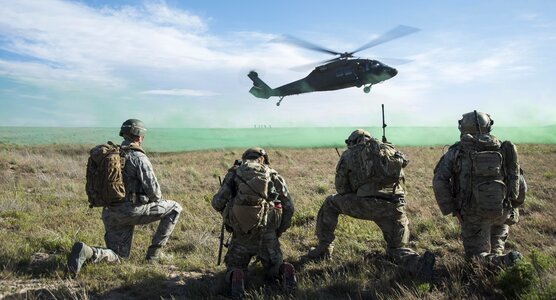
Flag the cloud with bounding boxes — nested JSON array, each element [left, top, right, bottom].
[[0, 1, 554, 127], [140, 89, 219, 96]]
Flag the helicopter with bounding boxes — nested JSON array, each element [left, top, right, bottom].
[[248, 25, 420, 106]]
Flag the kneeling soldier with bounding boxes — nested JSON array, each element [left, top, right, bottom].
[[212, 147, 296, 299]]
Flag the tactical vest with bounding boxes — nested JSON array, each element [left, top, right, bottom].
[[348, 138, 407, 197], [453, 136, 520, 217]]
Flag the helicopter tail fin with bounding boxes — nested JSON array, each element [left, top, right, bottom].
[[248, 71, 273, 99]]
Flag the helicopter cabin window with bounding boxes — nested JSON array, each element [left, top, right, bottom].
[[336, 67, 353, 77], [318, 66, 327, 72]]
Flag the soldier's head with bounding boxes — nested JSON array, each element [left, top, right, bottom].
[[242, 147, 270, 165], [119, 119, 147, 142], [458, 111, 494, 135], [345, 129, 372, 146]]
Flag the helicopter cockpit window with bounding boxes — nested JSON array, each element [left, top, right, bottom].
[[318, 66, 327, 72]]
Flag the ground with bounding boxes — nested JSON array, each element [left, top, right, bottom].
[[0, 144, 555, 299]]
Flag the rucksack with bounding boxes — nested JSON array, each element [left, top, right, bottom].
[[455, 138, 520, 217], [229, 160, 278, 233], [348, 138, 408, 195], [85, 141, 126, 207]]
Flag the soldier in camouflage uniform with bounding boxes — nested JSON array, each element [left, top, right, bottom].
[[433, 111, 523, 268], [67, 119, 183, 277], [212, 147, 296, 298], [306, 129, 435, 280]]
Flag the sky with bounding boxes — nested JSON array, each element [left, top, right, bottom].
[[0, 0, 555, 128]]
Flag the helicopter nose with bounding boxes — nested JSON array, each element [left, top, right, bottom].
[[388, 67, 398, 77]]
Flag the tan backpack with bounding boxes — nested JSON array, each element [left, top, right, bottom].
[[229, 161, 277, 233], [85, 142, 126, 207]]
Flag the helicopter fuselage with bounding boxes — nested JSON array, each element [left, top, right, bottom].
[[275, 59, 397, 96], [248, 58, 398, 102]]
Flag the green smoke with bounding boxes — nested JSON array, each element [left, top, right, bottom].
[[1, 126, 554, 152]]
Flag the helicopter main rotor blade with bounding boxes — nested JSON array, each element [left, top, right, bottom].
[[350, 25, 420, 55], [272, 34, 342, 56]]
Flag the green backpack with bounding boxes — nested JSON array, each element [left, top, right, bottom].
[[229, 161, 280, 233], [348, 138, 408, 195], [85, 142, 126, 207], [456, 139, 520, 217]]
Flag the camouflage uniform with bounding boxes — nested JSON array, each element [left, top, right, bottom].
[[433, 133, 520, 266], [88, 140, 182, 263], [312, 135, 429, 275], [433, 111, 523, 267], [212, 160, 294, 281]]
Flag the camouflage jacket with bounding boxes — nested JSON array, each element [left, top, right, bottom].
[[432, 133, 502, 215], [121, 140, 162, 203], [212, 161, 295, 235]]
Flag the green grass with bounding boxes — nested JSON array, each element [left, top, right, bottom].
[[0, 144, 555, 299]]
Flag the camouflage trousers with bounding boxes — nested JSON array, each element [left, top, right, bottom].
[[90, 199, 182, 263], [460, 209, 511, 266], [315, 193, 420, 267], [225, 228, 283, 282]]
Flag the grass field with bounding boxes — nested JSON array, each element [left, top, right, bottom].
[[0, 143, 555, 299]]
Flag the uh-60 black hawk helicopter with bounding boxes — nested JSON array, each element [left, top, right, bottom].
[[248, 25, 420, 106]]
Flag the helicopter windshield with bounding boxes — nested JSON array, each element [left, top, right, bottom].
[[366, 61, 381, 71]]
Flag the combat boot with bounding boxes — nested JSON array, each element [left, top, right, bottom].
[[306, 243, 334, 261], [145, 245, 162, 263], [279, 262, 297, 294], [502, 250, 523, 268], [230, 269, 245, 300], [414, 251, 436, 282], [67, 242, 94, 278]]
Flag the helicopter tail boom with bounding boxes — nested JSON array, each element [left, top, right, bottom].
[[248, 71, 273, 99]]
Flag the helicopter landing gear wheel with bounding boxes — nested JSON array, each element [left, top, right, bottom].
[[363, 85, 371, 93], [276, 96, 285, 106]]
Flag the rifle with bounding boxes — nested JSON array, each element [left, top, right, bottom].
[[335, 147, 341, 157], [381, 104, 388, 143], [217, 176, 225, 266]]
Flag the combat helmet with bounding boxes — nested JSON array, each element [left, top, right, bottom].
[[242, 147, 270, 164], [119, 119, 147, 138], [458, 111, 494, 134], [345, 129, 372, 146]]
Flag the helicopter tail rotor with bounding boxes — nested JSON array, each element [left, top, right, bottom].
[[248, 71, 273, 99]]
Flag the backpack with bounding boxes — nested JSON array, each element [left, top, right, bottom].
[[348, 138, 408, 195], [455, 138, 520, 217], [85, 141, 126, 207], [229, 161, 279, 233]]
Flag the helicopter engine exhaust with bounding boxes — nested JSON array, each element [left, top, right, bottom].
[[248, 71, 273, 99]]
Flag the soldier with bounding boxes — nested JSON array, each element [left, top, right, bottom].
[[67, 119, 183, 277], [212, 147, 296, 299], [306, 129, 435, 280], [432, 111, 523, 267]]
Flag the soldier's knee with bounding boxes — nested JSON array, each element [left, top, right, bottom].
[[168, 202, 182, 222], [322, 195, 337, 209]]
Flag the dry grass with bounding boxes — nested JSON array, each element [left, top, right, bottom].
[[0, 143, 555, 299]]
